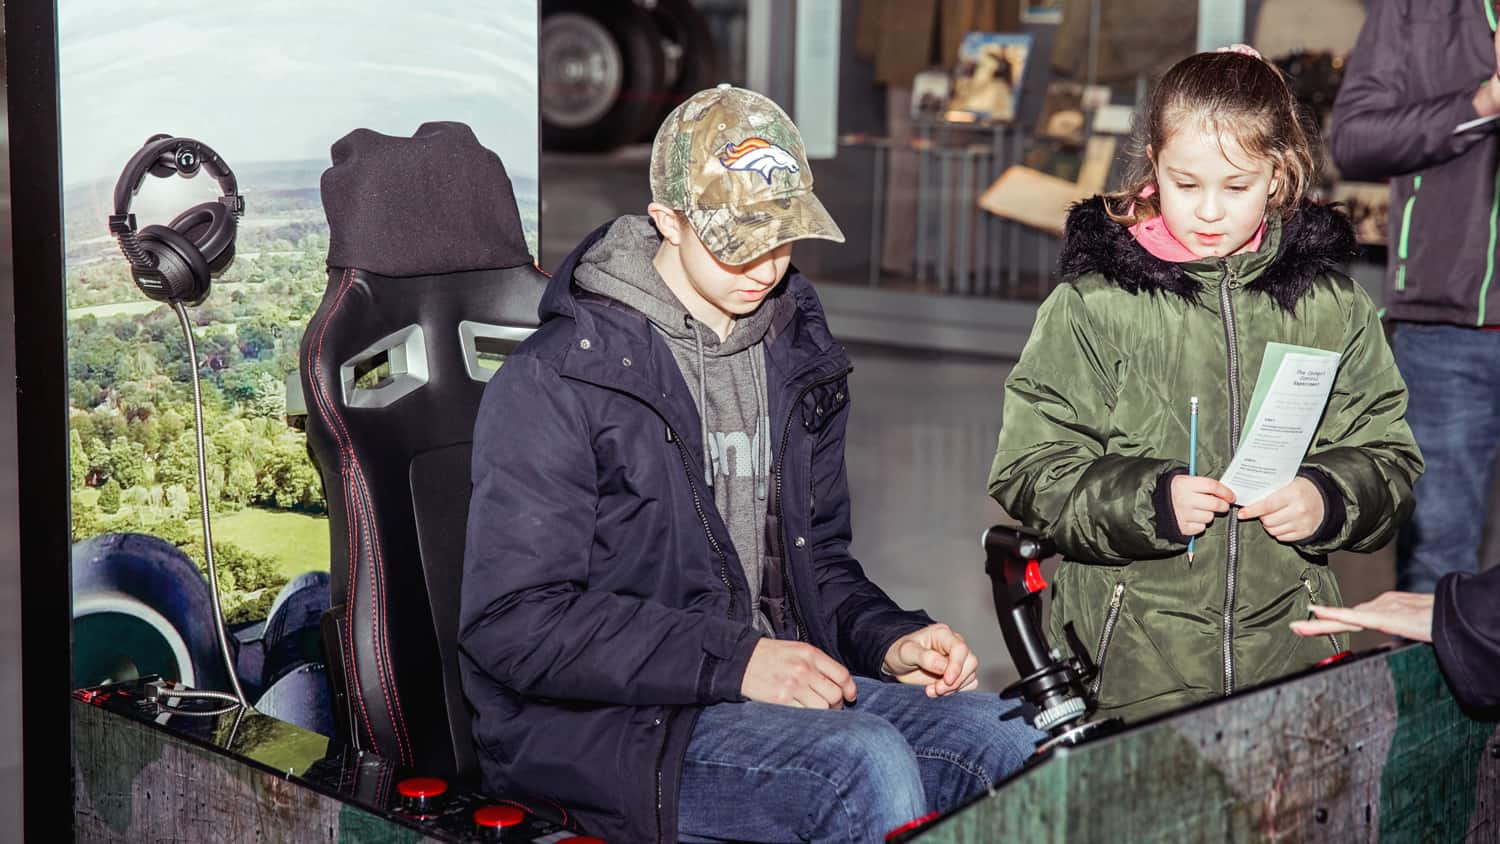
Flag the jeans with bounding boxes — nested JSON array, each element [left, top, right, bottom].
[[677, 676, 1042, 843], [1390, 322, 1500, 592]]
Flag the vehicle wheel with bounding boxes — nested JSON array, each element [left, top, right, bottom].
[[637, 0, 721, 141], [541, 0, 667, 152], [72, 532, 232, 691]]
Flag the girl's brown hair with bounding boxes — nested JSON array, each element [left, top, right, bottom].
[[1105, 51, 1317, 226]]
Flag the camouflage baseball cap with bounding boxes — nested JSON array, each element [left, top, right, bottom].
[[650, 83, 845, 265]]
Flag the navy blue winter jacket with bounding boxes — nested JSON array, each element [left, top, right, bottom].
[[458, 221, 933, 843]]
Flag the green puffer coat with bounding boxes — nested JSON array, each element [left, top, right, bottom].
[[989, 198, 1422, 723]]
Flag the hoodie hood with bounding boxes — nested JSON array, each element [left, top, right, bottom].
[[1058, 196, 1358, 312], [572, 215, 780, 354]]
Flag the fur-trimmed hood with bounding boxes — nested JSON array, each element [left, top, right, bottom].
[[1057, 196, 1357, 311]]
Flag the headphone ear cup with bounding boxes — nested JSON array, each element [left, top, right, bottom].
[[137, 223, 211, 303], [168, 201, 237, 274]]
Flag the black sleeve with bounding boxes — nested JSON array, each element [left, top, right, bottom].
[[1293, 467, 1347, 548], [1328, 0, 1492, 180], [1432, 567, 1500, 711]]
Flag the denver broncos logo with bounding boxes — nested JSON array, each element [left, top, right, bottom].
[[717, 138, 800, 184]]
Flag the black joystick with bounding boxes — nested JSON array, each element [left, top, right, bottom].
[[983, 525, 1122, 754]]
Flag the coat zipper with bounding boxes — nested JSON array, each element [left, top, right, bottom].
[[653, 709, 679, 844], [1218, 260, 1244, 696], [667, 426, 739, 620], [660, 428, 730, 844], [772, 367, 853, 642], [1088, 582, 1126, 699], [1301, 578, 1341, 655]]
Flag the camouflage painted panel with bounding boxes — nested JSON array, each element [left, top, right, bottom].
[[73, 701, 440, 844], [904, 646, 1499, 842]]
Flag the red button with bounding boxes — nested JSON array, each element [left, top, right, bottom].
[[397, 777, 448, 799], [474, 805, 526, 828], [1023, 561, 1048, 594], [1317, 650, 1354, 667]]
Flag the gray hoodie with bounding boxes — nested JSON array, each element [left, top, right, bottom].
[[574, 215, 781, 635]]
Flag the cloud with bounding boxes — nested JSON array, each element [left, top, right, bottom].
[[60, 0, 538, 188]]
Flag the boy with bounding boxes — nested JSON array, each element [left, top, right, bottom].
[[459, 84, 1039, 844]]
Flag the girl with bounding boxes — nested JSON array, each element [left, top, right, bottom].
[[989, 48, 1422, 723]]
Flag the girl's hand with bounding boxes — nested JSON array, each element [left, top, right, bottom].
[[1236, 476, 1325, 542], [1170, 475, 1235, 537]]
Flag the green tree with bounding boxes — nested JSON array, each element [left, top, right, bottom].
[[154, 431, 198, 488], [70, 429, 88, 489], [70, 490, 100, 540], [237, 320, 278, 360], [97, 479, 121, 514], [106, 439, 146, 489], [246, 371, 286, 420], [158, 407, 187, 443], [163, 484, 190, 518], [223, 457, 257, 506], [122, 485, 153, 526], [256, 434, 324, 510]]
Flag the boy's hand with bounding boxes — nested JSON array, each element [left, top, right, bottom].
[[881, 623, 979, 697], [1170, 475, 1235, 537], [741, 639, 857, 709], [1236, 476, 1324, 542], [1290, 592, 1434, 643]]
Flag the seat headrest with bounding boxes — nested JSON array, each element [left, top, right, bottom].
[[321, 121, 532, 277]]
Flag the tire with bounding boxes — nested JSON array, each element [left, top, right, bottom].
[[71, 532, 232, 691], [541, 0, 667, 152], [637, 0, 721, 142]]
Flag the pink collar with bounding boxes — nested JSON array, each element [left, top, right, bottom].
[[1126, 186, 1267, 262]]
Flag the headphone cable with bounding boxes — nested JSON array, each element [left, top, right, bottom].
[[173, 300, 252, 712]]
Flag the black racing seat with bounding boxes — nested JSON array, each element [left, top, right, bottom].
[[299, 121, 546, 779]]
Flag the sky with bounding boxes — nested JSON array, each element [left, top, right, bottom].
[[59, 0, 538, 190]]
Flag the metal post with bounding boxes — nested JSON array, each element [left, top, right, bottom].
[[1006, 128, 1021, 294], [957, 149, 973, 295], [988, 125, 1004, 296], [1087, 0, 1101, 87], [916, 124, 931, 284], [869, 143, 886, 287], [1196, 0, 1246, 51], [938, 148, 953, 293], [746, 0, 796, 105]]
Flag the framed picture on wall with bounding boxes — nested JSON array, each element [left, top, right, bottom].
[[945, 32, 1033, 124], [58, 0, 539, 707], [911, 69, 953, 121]]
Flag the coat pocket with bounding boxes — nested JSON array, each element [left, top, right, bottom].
[[1252, 570, 1343, 683], [1300, 576, 1342, 658], [1087, 580, 1127, 701]]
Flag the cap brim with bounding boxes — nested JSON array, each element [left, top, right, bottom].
[[685, 190, 845, 266]]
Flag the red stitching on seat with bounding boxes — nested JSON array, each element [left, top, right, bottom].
[[347, 445, 413, 763], [311, 267, 376, 749], [310, 266, 413, 766], [366, 476, 414, 760], [321, 323, 408, 765]]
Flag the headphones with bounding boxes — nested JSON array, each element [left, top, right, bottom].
[[108, 134, 244, 304]]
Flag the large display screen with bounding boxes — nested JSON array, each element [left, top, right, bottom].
[[60, 0, 539, 700]]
